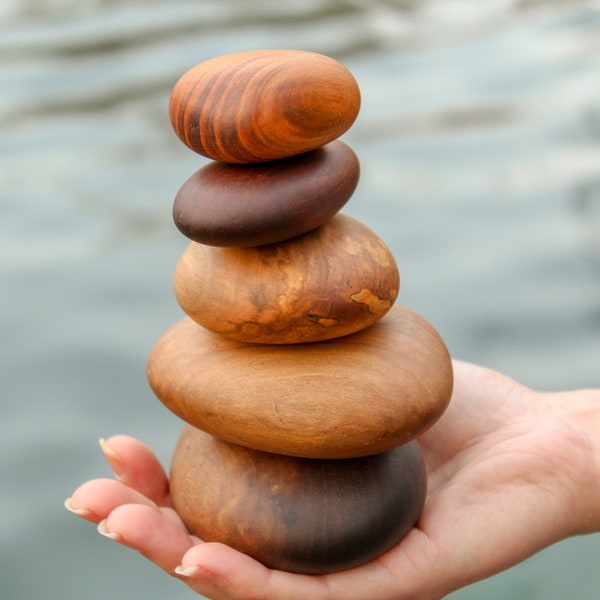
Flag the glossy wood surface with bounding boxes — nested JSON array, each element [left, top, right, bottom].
[[147, 304, 453, 459], [169, 50, 361, 163], [170, 426, 427, 574], [174, 213, 399, 344], [172, 140, 359, 247]]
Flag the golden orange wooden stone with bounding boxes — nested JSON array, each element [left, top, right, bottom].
[[169, 50, 361, 163], [170, 426, 427, 574], [174, 213, 399, 344], [147, 304, 453, 459]]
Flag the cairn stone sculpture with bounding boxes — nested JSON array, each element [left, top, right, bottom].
[[147, 49, 453, 574]]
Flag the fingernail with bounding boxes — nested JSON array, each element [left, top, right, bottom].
[[99, 438, 125, 480], [64, 497, 96, 519], [175, 565, 202, 578], [97, 519, 123, 542]]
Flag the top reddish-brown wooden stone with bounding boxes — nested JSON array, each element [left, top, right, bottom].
[[169, 50, 361, 163]]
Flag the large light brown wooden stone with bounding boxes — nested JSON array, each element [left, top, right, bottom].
[[170, 426, 427, 574], [169, 50, 360, 163], [174, 213, 399, 344], [147, 304, 453, 459]]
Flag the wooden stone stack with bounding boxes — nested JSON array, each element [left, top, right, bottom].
[[147, 50, 453, 575]]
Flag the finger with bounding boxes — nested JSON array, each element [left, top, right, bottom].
[[175, 540, 425, 600], [174, 542, 330, 600], [66, 478, 157, 523], [100, 503, 197, 575], [99, 435, 170, 505]]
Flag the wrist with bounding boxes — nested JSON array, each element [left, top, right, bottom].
[[547, 387, 600, 535]]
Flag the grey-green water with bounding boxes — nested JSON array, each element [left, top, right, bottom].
[[1, 1, 599, 598]]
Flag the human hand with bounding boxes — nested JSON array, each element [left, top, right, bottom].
[[65, 360, 600, 600]]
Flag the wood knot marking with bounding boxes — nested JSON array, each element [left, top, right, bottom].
[[307, 313, 340, 328], [350, 288, 392, 315]]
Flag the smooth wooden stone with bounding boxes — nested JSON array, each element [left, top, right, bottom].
[[147, 304, 453, 459], [169, 50, 361, 163], [172, 140, 360, 247], [170, 426, 427, 574], [174, 213, 399, 344]]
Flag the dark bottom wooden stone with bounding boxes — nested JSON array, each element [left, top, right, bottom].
[[170, 426, 427, 574]]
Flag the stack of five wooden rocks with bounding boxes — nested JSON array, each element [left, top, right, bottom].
[[147, 50, 453, 575]]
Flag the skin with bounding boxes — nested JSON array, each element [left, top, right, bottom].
[[66, 360, 600, 600]]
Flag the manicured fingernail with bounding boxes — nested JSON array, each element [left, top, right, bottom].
[[99, 438, 125, 480], [175, 565, 202, 578], [64, 497, 96, 519], [97, 519, 123, 541]]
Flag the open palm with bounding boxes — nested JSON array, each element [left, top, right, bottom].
[[67, 360, 598, 600]]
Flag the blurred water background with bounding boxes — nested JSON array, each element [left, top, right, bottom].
[[1, 0, 599, 598]]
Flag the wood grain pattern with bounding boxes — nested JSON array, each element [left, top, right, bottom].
[[147, 304, 453, 459], [174, 213, 399, 344], [170, 426, 427, 574], [169, 50, 361, 163], [172, 140, 359, 247]]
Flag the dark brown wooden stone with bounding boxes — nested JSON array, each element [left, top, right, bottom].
[[170, 425, 427, 574], [172, 140, 359, 247], [174, 213, 399, 344], [147, 304, 453, 459], [169, 50, 361, 163]]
